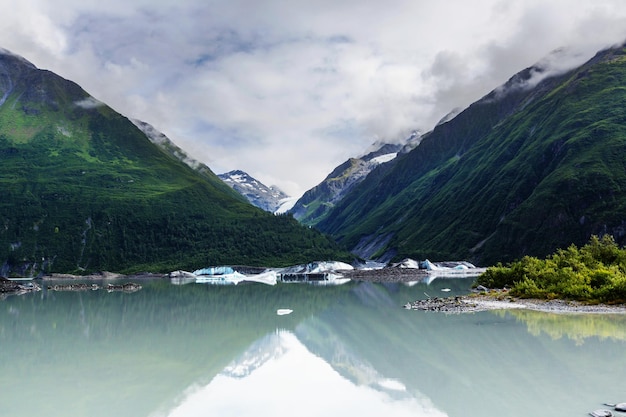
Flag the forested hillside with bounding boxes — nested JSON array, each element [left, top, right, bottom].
[[0, 50, 348, 276]]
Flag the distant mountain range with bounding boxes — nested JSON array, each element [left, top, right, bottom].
[[288, 138, 416, 225], [312, 43, 626, 265], [218, 170, 292, 213], [0, 48, 348, 276], [5, 40, 626, 274]]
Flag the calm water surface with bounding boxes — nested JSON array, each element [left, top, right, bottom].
[[1, 277, 625, 417]]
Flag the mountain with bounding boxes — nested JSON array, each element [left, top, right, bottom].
[[289, 140, 411, 225], [316, 43, 626, 265], [218, 170, 290, 213], [0, 48, 349, 276], [134, 121, 292, 213], [132, 119, 245, 200]]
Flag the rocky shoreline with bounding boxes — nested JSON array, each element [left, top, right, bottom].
[[0, 276, 144, 299], [404, 292, 626, 314], [343, 268, 431, 282], [0, 277, 41, 298], [43, 271, 163, 280], [46, 282, 143, 293], [4, 269, 626, 314]]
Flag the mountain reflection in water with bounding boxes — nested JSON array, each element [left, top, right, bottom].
[[161, 331, 445, 417], [1, 278, 625, 417]]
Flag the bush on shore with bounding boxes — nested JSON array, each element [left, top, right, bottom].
[[476, 235, 626, 303]]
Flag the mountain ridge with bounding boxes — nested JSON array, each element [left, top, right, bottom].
[[316, 43, 626, 265], [131, 119, 247, 202], [289, 140, 407, 225], [0, 48, 349, 276], [218, 169, 290, 213]]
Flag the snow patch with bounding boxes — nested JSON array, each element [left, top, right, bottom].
[[275, 197, 298, 214], [376, 378, 407, 392], [370, 153, 397, 164]]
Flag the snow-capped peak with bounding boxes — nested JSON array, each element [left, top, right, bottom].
[[219, 170, 290, 213]]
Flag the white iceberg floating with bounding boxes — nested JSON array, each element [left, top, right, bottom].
[[170, 267, 277, 286], [276, 261, 352, 286]]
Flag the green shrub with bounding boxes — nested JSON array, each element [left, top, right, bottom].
[[510, 277, 544, 299], [478, 235, 626, 302]]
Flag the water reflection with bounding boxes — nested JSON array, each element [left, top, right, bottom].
[[160, 331, 446, 417], [1, 277, 626, 417], [500, 309, 626, 344]]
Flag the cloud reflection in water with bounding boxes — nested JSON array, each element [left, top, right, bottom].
[[161, 331, 447, 417]]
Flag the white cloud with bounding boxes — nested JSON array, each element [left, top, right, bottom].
[[1, 0, 626, 197], [74, 96, 105, 109]]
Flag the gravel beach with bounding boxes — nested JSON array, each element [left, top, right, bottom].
[[404, 293, 626, 314], [342, 269, 626, 314]]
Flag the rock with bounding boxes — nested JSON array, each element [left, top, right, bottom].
[[0, 278, 41, 297], [589, 410, 613, 417], [0, 277, 20, 293], [44, 282, 142, 293], [474, 285, 489, 293], [47, 283, 100, 291], [404, 296, 481, 313], [106, 282, 142, 293], [604, 403, 626, 412]]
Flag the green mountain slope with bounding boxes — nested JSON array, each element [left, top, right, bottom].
[[0, 49, 348, 276], [317, 44, 626, 265], [289, 143, 404, 226]]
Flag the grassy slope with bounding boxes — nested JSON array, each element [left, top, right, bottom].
[[318, 46, 626, 265], [0, 55, 349, 275]]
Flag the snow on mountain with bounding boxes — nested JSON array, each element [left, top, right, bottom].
[[289, 137, 412, 226], [219, 170, 290, 213], [275, 196, 298, 214], [369, 152, 398, 165]]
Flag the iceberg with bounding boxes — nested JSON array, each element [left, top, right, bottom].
[[388, 259, 486, 277], [170, 267, 277, 286], [276, 261, 352, 286], [170, 261, 354, 287]]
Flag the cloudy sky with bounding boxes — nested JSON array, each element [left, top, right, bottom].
[[2, 0, 626, 197]]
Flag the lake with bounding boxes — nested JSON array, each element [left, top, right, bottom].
[[1, 277, 625, 417]]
